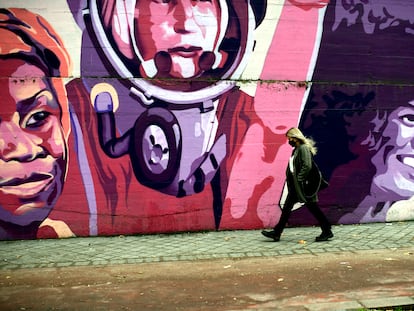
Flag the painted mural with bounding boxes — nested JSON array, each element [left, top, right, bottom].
[[0, 0, 413, 240]]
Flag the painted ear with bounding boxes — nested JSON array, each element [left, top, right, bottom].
[[93, 91, 114, 113]]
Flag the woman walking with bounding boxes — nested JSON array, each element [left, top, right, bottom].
[[262, 127, 333, 242]]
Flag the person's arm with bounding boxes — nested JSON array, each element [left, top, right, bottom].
[[296, 145, 312, 182]]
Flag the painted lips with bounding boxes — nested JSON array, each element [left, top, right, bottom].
[[0, 173, 54, 198], [168, 46, 201, 57], [396, 155, 414, 170]]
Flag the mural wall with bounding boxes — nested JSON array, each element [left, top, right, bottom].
[[0, 0, 413, 240]]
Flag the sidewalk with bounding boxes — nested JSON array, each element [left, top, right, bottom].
[[0, 222, 413, 310], [1, 222, 413, 270]]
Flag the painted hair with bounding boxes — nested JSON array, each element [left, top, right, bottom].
[[286, 127, 317, 155]]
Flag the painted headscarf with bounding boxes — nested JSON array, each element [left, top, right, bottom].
[[0, 8, 72, 140]]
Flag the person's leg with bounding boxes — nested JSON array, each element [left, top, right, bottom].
[[307, 202, 331, 231], [262, 193, 296, 241], [274, 194, 296, 235], [307, 202, 333, 241]]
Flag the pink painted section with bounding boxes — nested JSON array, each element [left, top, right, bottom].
[[223, 4, 323, 227]]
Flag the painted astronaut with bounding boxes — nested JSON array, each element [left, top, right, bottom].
[[71, 0, 266, 226]]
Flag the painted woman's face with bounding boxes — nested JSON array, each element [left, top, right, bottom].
[[135, 0, 221, 79], [371, 99, 414, 200], [0, 59, 67, 227]]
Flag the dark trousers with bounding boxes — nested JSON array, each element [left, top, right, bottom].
[[274, 192, 331, 235]]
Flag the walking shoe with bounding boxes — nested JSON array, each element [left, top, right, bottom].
[[261, 230, 280, 242], [315, 230, 334, 242]]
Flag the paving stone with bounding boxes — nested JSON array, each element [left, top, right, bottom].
[[359, 296, 414, 309], [304, 300, 363, 311]]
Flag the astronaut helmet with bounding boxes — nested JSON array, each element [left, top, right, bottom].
[[80, 0, 267, 196], [86, 0, 267, 104]]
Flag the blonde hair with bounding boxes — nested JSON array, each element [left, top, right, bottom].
[[286, 127, 317, 155]]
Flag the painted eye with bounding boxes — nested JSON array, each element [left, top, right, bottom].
[[26, 111, 50, 128], [400, 113, 414, 127]]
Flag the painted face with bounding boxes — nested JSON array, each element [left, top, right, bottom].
[[135, 0, 221, 79], [371, 99, 414, 200], [0, 59, 67, 227]]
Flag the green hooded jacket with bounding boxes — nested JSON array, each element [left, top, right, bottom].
[[285, 144, 318, 203]]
